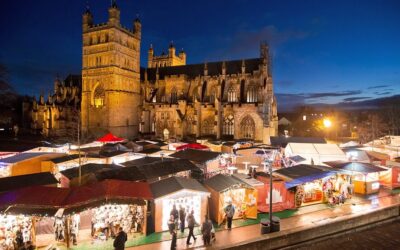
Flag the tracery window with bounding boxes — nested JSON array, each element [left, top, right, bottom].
[[186, 116, 195, 135], [223, 115, 234, 135], [240, 116, 255, 139], [228, 86, 237, 102], [246, 85, 258, 102]]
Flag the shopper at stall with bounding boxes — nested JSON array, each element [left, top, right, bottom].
[[15, 227, 24, 248], [179, 205, 186, 233], [170, 229, 177, 250], [168, 215, 175, 234], [113, 227, 127, 250], [201, 216, 212, 246], [186, 210, 197, 245], [224, 201, 235, 230]]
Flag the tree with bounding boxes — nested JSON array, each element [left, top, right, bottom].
[[0, 63, 19, 128], [357, 112, 388, 143]]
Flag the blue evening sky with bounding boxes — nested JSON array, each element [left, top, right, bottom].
[[0, 0, 399, 111]]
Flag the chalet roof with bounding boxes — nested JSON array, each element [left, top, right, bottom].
[[150, 176, 209, 199], [169, 149, 222, 164], [0, 172, 59, 192]]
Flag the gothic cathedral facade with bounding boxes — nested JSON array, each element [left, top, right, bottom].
[[23, 2, 278, 143]]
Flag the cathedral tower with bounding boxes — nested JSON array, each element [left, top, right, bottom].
[[81, 1, 141, 139]]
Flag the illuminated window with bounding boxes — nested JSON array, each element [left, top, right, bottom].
[[241, 116, 255, 139], [171, 88, 177, 103], [246, 85, 257, 102], [228, 86, 237, 102], [223, 115, 234, 135], [93, 85, 105, 108]]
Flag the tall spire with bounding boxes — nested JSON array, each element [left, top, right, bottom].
[[111, 0, 117, 8]]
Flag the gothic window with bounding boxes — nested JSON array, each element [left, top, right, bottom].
[[246, 85, 258, 102], [210, 93, 215, 103], [151, 118, 156, 132], [171, 88, 177, 104], [93, 85, 105, 108], [240, 116, 255, 139], [223, 115, 234, 135], [228, 86, 237, 102], [161, 113, 164, 119], [202, 118, 214, 135]]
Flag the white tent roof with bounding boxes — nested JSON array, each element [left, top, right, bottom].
[[285, 143, 347, 165]]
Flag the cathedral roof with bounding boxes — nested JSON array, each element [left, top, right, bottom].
[[141, 57, 261, 82]]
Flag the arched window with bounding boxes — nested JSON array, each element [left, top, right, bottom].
[[228, 86, 237, 102], [171, 88, 177, 104], [246, 85, 257, 102], [240, 116, 255, 139], [223, 115, 234, 135], [93, 85, 105, 108], [202, 118, 214, 135]]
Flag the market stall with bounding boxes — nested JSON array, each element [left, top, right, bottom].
[[170, 149, 223, 179], [285, 143, 347, 165], [0, 180, 153, 248], [380, 161, 400, 189], [204, 174, 257, 225], [150, 177, 210, 232], [0, 172, 58, 193], [324, 161, 387, 195], [273, 164, 337, 207], [253, 172, 296, 212]]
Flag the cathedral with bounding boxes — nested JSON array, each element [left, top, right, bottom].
[[23, 2, 278, 143]]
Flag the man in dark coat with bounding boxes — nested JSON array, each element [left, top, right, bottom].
[[113, 227, 127, 250], [179, 205, 186, 233]]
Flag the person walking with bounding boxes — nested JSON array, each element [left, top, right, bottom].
[[170, 204, 179, 230], [201, 216, 212, 246], [186, 210, 197, 245], [224, 201, 235, 230], [179, 205, 186, 233], [168, 214, 177, 250], [113, 227, 127, 250]]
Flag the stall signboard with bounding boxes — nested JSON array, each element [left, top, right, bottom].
[[256, 178, 295, 213]]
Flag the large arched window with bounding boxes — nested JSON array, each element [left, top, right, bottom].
[[202, 118, 214, 135], [246, 85, 257, 102], [223, 114, 234, 135], [93, 84, 105, 108], [240, 116, 255, 139], [228, 86, 237, 102]]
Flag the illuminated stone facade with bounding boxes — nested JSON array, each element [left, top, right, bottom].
[[23, 75, 81, 137], [140, 43, 278, 143], [80, 3, 141, 139], [23, 2, 278, 143]]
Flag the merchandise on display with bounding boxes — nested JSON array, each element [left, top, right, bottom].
[[0, 215, 33, 250], [162, 195, 201, 231]]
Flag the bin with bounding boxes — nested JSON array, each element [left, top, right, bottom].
[[260, 219, 271, 234], [271, 216, 280, 232]]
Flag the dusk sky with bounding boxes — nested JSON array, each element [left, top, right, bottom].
[[1, 0, 399, 111]]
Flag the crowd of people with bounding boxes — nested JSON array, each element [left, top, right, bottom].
[[167, 202, 237, 249]]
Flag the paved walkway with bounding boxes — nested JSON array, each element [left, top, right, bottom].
[[129, 191, 400, 250]]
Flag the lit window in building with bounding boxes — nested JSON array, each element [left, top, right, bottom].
[[246, 85, 257, 102], [93, 85, 105, 108], [223, 115, 234, 135], [241, 116, 255, 139], [171, 88, 177, 104], [228, 87, 237, 102]]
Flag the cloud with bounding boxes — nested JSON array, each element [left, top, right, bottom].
[[305, 90, 362, 99], [374, 91, 391, 96], [367, 85, 390, 89], [342, 96, 372, 102]]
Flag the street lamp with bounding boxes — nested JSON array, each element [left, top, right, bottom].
[[323, 118, 332, 128]]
